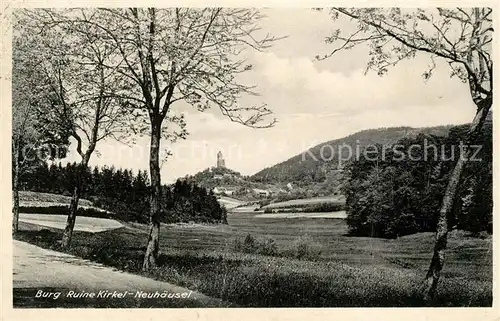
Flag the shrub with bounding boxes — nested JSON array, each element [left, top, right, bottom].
[[257, 237, 278, 256], [285, 235, 322, 261], [233, 234, 277, 256], [243, 234, 257, 253], [233, 234, 320, 261]]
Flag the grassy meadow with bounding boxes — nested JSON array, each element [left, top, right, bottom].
[[263, 196, 345, 208], [19, 191, 94, 207], [14, 210, 492, 307]]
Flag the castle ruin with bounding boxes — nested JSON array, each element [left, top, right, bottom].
[[217, 151, 226, 168]]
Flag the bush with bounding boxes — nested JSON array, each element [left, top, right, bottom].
[[257, 237, 278, 256], [233, 234, 258, 254], [233, 234, 277, 256], [284, 235, 322, 261], [233, 234, 320, 261]]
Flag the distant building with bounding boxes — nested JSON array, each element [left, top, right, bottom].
[[252, 188, 270, 197], [213, 186, 236, 196], [213, 186, 225, 195], [269, 187, 287, 196], [217, 151, 226, 168]]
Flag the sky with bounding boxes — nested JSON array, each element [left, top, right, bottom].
[[61, 8, 477, 183]]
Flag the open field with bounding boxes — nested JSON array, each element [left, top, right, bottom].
[[18, 191, 112, 215], [18, 192, 114, 220], [231, 205, 260, 213], [254, 211, 347, 219], [14, 210, 492, 307], [216, 196, 246, 209], [263, 196, 346, 210], [18, 214, 123, 233], [19, 191, 94, 207]]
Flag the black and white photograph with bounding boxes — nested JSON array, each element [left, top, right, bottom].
[[3, 4, 496, 311]]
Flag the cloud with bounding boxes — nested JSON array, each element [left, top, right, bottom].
[[251, 50, 474, 118]]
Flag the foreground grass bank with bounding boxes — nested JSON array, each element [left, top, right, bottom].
[[14, 213, 492, 307]]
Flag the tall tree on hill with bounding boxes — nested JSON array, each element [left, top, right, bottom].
[[39, 8, 279, 269], [320, 8, 493, 299], [12, 21, 70, 232]]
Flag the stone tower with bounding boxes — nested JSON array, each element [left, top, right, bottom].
[[217, 151, 226, 168]]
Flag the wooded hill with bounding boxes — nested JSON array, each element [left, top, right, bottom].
[[19, 164, 228, 224], [250, 125, 455, 186]]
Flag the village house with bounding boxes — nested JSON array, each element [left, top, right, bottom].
[[269, 187, 287, 196], [252, 188, 270, 197], [213, 186, 237, 196]]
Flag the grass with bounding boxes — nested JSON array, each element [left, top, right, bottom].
[[19, 191, 94, 207], [216, 196, 246, 210], [232, 233, 323, 261], [18, 191, 113, 219], [263, 196, 346, 210], [19, 205, 113, 218], [14, 212, 492, 307]]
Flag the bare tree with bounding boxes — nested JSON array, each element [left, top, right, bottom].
[[12, 17, 70, 233], [41, 8, 279, 269], [16, 9, 143, 247], [319, 7, 492, 300]]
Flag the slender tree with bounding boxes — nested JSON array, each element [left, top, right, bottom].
[[319, 7, 492, 299], [12, 21, 69, 232], [39, 8, 279, 269], [16, 9, 145, 247]]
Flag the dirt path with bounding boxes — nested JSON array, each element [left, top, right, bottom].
[[13, 240, 229, 308]]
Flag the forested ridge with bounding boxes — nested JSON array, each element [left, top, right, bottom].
[[251, 125, 453, 184]]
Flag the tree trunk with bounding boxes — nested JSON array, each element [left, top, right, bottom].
[[143, 118, 162, 271], [61, 158, 89, 249], [60, 184, 82, 248], [424, 97, 491, 301], [12, 139, 20, 233]]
